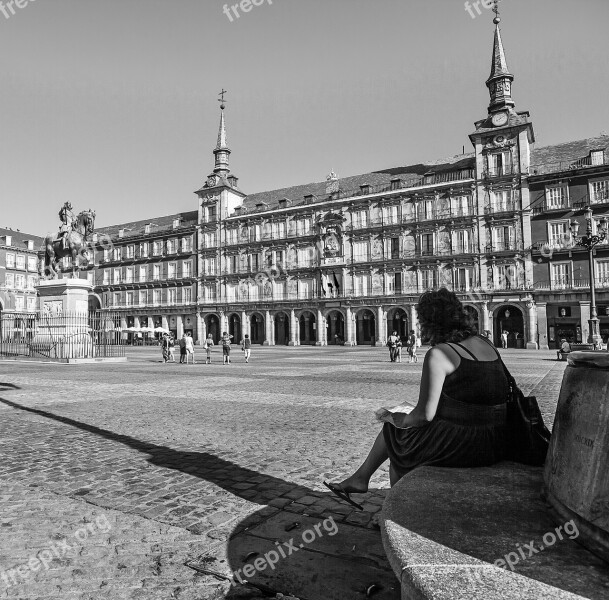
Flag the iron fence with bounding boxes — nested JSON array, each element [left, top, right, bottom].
[[0, 310, 125, 361]]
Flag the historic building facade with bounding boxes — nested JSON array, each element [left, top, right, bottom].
[[0, 227, 44, 313], [529, 137, 609, 349]]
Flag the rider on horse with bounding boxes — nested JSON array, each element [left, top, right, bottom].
[[58, 202, 75, 250]]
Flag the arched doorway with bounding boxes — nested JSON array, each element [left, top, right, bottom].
[[299, 311, 316, 345], [88, 294, 102, 313], [229, 314, 242, 345], [495, 305, 524, 348], [387, 307, 408, 341], [274, 312, 290, 346], [205, 314, 220, 343], [356, 309, 376, 346], [250, 313, 265, 345], [463, 305, 480, 334], [326, 310, 345, 344]]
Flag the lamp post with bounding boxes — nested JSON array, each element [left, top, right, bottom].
[[569, 207, 608, 348]]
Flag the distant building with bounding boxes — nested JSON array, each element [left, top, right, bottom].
[[0, 227, 44, 313]]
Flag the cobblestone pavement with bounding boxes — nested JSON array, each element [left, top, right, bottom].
[[0, 346, 566, 600]]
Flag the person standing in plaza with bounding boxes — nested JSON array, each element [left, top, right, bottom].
[[179, 334, 187, 364], [161, 333, 170, 363], [184, 333, 195, 364], [221, 331, 233, 364], [407, 329, 418, 363], [501, 330, 508, 349], [387, 331, 400, 362], [167, 335, 176, 363], [204, 334, 214, 364], [241, 334, 252, 363]]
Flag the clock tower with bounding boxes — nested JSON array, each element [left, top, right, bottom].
[[469, 6, 537, 347]]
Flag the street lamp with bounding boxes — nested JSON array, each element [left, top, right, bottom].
[[569, 207, 608, 348]]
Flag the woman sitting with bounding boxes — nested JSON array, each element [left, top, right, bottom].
[[324, 288, 509, 508]]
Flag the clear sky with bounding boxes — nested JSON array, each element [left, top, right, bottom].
[[2, 0, 609, 237]]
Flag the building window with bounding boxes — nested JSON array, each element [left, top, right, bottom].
[[126, 292, 134, 306], [353, 241, 368, 262], [591, 180, 609, 204], [15, 296, 24, 311], [103, 269, 110, 285], [421, 269, 437, 290], [183, 261, 192, 278], [27, 297, 36, 311], [421, 200, 434, 220], [168, 289, 176, 305], [27, 276, 37, 290], [204, 258, 216, 275], [455, 267, 473, 292], [140, 242, 149, 258], [145, 224, 151, 234], [113, 247, 121, 261], [5, 273, 14, 288], [383, 206, 399, 224], [4, 236, 11, 247], [548, 221, 569, 248], [15, 274, 25, 289], [168, 263, 176, 279], [204, 232, 217, 247], [453, 195, 471, 217], [488, 150, 512, 176], [153, 264, 161, 281], [183, 287, 192, 304], [278, 221, 287, 238], [113, 292, 121, 306], [454, 230, 470, 254], [182, 236, 192, 252], [595, 260, 609, 286], [27, 256, 37, 271], [353, 274, 368, 296], [126, 245, 135, 259], [125, 267, 134, 283], [207, 205, 217, 222], [420, 233, 434, 255], [551, 262, 571, 290], [6, 253, 15, 269], [492, 190, 511, 212], [154, 290, 161, 305], [153, 241, 163, 256], [86, 271, 94, 285], [103, 248, 109, 262], [167, 238, 177, 254], [113, 268, 121, 284], [546, 185, 568, 209], [591, 150, 605, 166], [492, 226, 514, 251], [352, 210, 368, 229], [173, 218, 180, 229], [139, 265, 147, 282]]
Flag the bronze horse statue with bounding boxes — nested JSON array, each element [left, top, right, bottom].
[[42, 210, 96, 278]]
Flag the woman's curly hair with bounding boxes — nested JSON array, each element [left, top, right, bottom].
[[416, 288, 477, 345]]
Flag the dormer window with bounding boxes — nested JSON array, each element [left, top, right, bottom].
[[278, 198, 291, 209], [5, 235, 11, 246], [591, 150, 605, 166], [92, 233, 98, 243], [173, 218, 181, 229], [118, 229, 125, 238], [390, 178, 402, 190], [145, 224, 151, 234], [26, 240, 34, 251], [256, 201, 268, 211], [304, 195, 314, 203], [360, 184, 371, 195]]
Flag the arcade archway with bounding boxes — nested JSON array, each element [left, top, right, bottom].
[[494, 305, 524, 348], [274, 312, 290, 346], [229, 313, 242, 345], [299, 311, 316, 345], [387, 307, 408, 340], [250, 312, 265, 345], [356, 309, 376, 346], [326, 310, 345, 344], [205, 314, 220, 343]]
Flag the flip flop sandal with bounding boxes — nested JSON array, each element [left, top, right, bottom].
[[323, 481, 364, 511]]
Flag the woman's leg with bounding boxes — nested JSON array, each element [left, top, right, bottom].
[[334, 430, 389, 493]]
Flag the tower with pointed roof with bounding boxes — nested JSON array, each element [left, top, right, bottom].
[[469, 5, 538, 347]]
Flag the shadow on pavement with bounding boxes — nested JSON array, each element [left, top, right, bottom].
[[0, 396, 398, 600]]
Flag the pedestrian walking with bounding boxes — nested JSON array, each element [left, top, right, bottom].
[[501, 330, 508, 349], [395, 337, 403, 363], [161, 333, 170, 363], [184, 333, 196, 364], [407, 329, 418, 363], [387, 331, 400, 362], [179, 334, 187, 364], [221, 331, 233, 364], [168, 335, 176, 362], [242, 334, 252, 363], [204, 334, 214, 364]]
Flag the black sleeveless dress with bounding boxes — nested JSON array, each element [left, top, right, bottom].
[[378, 337, 509, 477]]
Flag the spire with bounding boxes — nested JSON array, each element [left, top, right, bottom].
[[213, 89, 231, 175], [485, 2, 515, 114]]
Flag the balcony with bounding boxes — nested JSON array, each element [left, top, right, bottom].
[[485, 242, 523, 253], [533, 277, 609, 292], [483, 166, 519, 179], [485, 201, 519, 215], [532, 200, 571, 215]]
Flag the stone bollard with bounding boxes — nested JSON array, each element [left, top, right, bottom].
[[543, 351, 609, 563]]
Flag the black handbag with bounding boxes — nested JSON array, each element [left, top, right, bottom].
[[501, 362, 551, 466]]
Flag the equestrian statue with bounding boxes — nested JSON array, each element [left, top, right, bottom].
[[42, 202, 96, 278]]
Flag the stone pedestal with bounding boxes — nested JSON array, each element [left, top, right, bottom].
[[543, 352, 609, 564], [34, 279, 94, 360]]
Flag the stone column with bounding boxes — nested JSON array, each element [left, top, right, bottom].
[[526, 301, 538, 349], [536, 302, 549, 350], [481, 301, 490, 335], [196, 311, 204, 345], [263, 310, 272, 345], [316, 309, 325, 346], [134, 316, 141, 329], [409, 305, 418, 337], [345, 306, 354, 346], [375, 305, 385, 346], [289, 309, 297, 346], [161, 315, 169, 331], [176, 315, 184, 339], [241, 311, 249, 342], [579, 301, 591, 344], [303, 316, 310, 344]]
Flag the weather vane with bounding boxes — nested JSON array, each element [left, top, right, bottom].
[[218, 89, 227, 110], [493, 0, 502, 22]]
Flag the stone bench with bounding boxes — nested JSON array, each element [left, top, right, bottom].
[[380, 463, 609, 600]]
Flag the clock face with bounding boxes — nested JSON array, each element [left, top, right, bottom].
[[207, 176, 217, 187], [492, 112, 508, 127]]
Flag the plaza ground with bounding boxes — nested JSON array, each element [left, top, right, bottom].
[[0, 346, 566, 599]]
